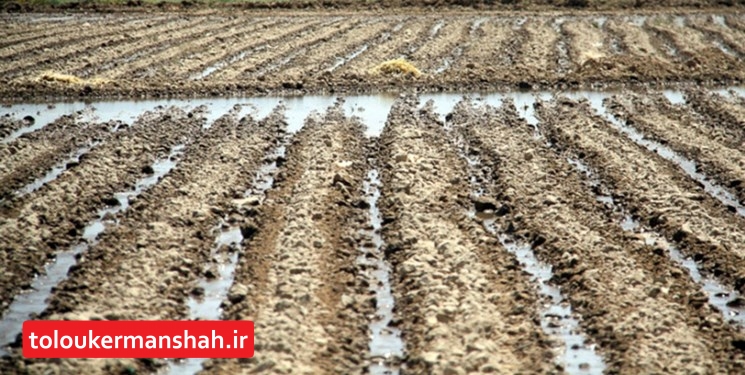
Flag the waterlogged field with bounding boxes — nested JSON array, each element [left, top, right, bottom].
[[1, 7, 745, 375], [1, 12, 745, 98]]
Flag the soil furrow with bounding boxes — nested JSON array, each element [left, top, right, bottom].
[[563, 18, 671, 84], [455, 98, 745, 374], [605, 19, 676, 82], [398, 18, 443, 60], [446, 18, 515, 84], [0, 115, 111, 202], [0, 107, 205, 318], [535, 97, 745, 298], [514, 19, 560, 83], [69, 17, 212, 78], [120, 18, 281, 81], [0, 117, 27, 142], [377, 96, 554, 374], [0, 16, 128, 50], [689, 16, 745, 58], [4, 108, 286, 375], [602, 19, 623, 55], [102, 17, 249, 80], [340, 18, 430, 76], [187, 19, 300, 80], [0, 15, 154, 58], [607, 92, 745, 205], [170, 19, 285, 80], [564, 19, 610, 71], [207, 18, 329, 82], [0, 16, 173, 78], [250, 18, 373, 81], [204, 102, 371, 374], [647, 16, 745, 81], [685, 89, 745, 148], [409, 18, 471, 74], [61, 17, 248, 80], [280, 19, 392, 79], [725, 15, 745, 33]]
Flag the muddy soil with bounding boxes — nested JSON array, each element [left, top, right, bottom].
[[4, 12, 745, 100], [607, 91, 745, 204], [377, 96, 555, 373], [453, 98, 745, 373], [0, 115, 111, 201], [535, 97, 745, 301], [0, 107, 204, 319], [8, 0, 740, 13], [0, 116, 28, 140], [1, 107, 285, 374], [202, 102, 372, 374], [685, 88, 745, 148], [2, 89, 745, 373]]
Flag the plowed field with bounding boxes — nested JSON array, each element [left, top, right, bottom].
[[2, 7, 745, 375], [2, 13, 745, 99]]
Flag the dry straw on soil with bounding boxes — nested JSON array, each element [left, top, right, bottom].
[[35, 71, 109, 85], [369, 59, 422, 77]]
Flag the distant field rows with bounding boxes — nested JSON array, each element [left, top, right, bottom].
[[2, 13, 745, 98]]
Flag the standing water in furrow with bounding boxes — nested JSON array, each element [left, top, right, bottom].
[[0, 106, 206, 333], [168, 107, 290, 375], [454, 97, 744, 373], [0, 106, 284, 374], [0, 144, 184, 356], [357, 146, 406, 374], [201, 100, 373, 374], [445, 98, 604, 374], [377, 96, 555, 374], [534, 97, 745, 371]]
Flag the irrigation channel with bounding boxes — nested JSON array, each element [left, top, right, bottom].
[[1, 86, 745, 374]]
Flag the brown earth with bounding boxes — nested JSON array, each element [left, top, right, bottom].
[[3, 12, 745, 100], [0, 115, 111, 201], [1, 90, 745, 373], [0, 107, 204, 317], [1, 106, 285, 374], [453, 97, 745, 373], [607, 91, 745, 204], [202, 102, 372, 374], [378, 96, 555, 374], [535, 97, 745, 298]]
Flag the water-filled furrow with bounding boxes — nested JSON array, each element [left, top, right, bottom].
[[434, 46, 463, 74], [167, 131, 289, 374], [0, 145, 184, 354], [569, 93, 745, 217], [192, 47, 262, 80], [12, 142, 98, 200], [563, 156, 745, 327], [357, 168, 405, 375], [328, 44, 369, 73], [447, 113, 605, 374]]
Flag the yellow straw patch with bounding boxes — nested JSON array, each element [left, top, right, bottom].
[[35, 71, 110, 85], [369, 59, 422, 78]]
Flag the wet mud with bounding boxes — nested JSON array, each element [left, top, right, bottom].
[[1, 106, 285, 374], [0, 107, 204, 326], [535, 97, 745, 316], [456, 98, 745, 373], [202, 101, 372, 374], [4, 12, 745, 100], [377, 96, 555, 374]]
